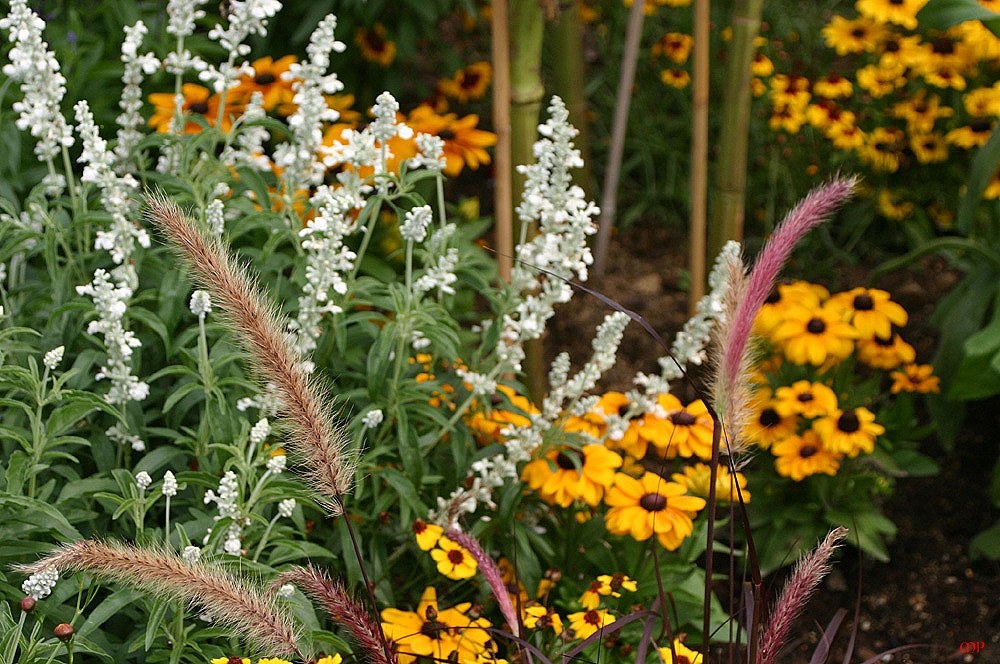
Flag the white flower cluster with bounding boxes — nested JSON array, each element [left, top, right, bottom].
[[265, 454, 286, 474], [201, 0, 282, 93], [456, 367, 497, 398], [275, 14, 345, 192], [22, 566, 58, 600], [220, 92, 272, 172], [413, 225, 459, 297], [76, 269, 150, 406], [0, 0, 73, 169], [289, 183, 362, 355], [324, 92, 412, 187], [277, 498, 296, 518], [189, 290, 212, 319], [136, 471, 152, 491], [361, 409, 384, 429], [400, 205, 432, 243], [162, 470, 178, 497], [204, 470, 247, 555], [164, 0, 209, 75], [502, 96, 599, 362], [107, 422, 146, 452], [116, 21, 160, 164], [250, 418, 271, 445], [43, 345, 64, 371]]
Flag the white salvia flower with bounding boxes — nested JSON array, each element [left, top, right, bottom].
[[182, 545, 201, 563], [250, 418, 271, 445], [107, 423, 146, 451], [223, 533, 243, 555], [162, 470, 178, 497], [43, 346, 64, 371], [410, 330, 431, 350], [167, 0, 209, 38], [409, 133, 446, 171], [136, 471, 152, 490], [207, 0, 282, 58], [189, 290, 212, 318], [115, 21, 160, 164], [456, 368, 497, 397], [220, 92, 272, 171], [266, 454, 286, 474], [413, 227, 459, 296], [22, 567, 58, 600], [361, 409, 384, 429], [400, 205, 432, 243], [205, 199, 226, 236], [370, 91, 402, 142], [277, 13, 344, 192], [277, 583, 295, 598], [0, 0, 74, 166], [277, 498, 296, 518]]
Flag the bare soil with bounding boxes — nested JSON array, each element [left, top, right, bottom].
[[543, 224, 1000, 663]]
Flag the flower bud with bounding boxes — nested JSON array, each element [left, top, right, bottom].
[[54, 623, 74, 642], [19, 596, 36, 612]]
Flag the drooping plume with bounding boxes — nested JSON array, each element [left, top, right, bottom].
[[18, 540, 300, 656], [145, 192, 355, 511], [714, 176, 858, 454]]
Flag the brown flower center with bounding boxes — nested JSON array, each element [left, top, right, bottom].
[[837, 410, 861, 433], [671, 410, 697, 426], [807, 318, 826, 334], [800, 445, 818, 458], [640, 492, 668, 512], [189, 101, 210, 115], [760, 408, 781, 427], [853, 294, 874, 310], [255, 72, 276, 85], [556, 449, 583, 471]]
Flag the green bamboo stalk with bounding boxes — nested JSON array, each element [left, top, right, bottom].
[[549, 3, 591, 197], [709, 0, 766, 260], [509, 0, 547, 401], [492, 0, 513, 282]]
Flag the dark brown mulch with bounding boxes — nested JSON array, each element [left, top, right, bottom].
[[543, 223, 1000, 663]]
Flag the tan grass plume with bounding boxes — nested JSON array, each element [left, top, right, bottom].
[[19, 540, 300, 656], [145, 192, 355, 511]]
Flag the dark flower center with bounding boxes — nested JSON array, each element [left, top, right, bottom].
[[447, 549, 465, 565], [837, 410, 861, 433], [874, 334, 894, 347], [255, 72, 276, 85], [800, 445, 818, 458], [439, 128, 456, 141], [583, 610, 602, 625], [807, 318, 826, 334], [797, 392, 814, 403], [671, 410, 697, 426], [853, 294, 874, 310], [420, 619, 448, 640], [618, 403, 630, 417], [933, 37, 955, 55], [556, 449, 583, 471], [640, 492, 668, 512], [971, 117, 992, 132], [884, 39, 900, 52], [189, 101, 210, 115], [461, 71, 481, 89], [760, 408, 781, 427], [765, 289, 781, 304], [851, 27, 866, 38]]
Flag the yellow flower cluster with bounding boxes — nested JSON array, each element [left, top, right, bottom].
[[380, 587, 499, 664], [745, 280, 938, 481]]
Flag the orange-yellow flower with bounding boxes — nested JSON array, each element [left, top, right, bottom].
[[355, 23, 396, 67], [772, 429, 841, 481], [567, 609, 614, 640], [148, 83, 241, 134], [521, 444, 622, 507], [604, 472, 705, 550], [672, 462, 750, 504], [430, 537, 478, 580], [438, 61, 493, 103], [812, 407, 884, 457], [406, 105, 497, 177], [233, 55, 298, 114], [773, 380, 839, 419], [890, 364, 941, 394], [652, 32, 694, 63], [638, 394, 714, 460], [770, 305, 858, 366]]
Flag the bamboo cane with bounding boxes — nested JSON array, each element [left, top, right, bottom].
[[689, 0, 711, 313]]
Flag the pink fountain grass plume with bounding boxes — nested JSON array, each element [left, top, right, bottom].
[[274, 565, 396, 664], [445, 529, 522, 639], [717, 176, 858, 447], [758, 527, 849, 664], [19, 540, 301, 657]]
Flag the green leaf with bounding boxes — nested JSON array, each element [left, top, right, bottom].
[[917, 0, 1000, 36], [957, 122, 1000, 234], [2, 451, 31, 496], [45, 390, 118, 436], [76, 588, 144, 638], [970, 520, 1000, 559], [0, 493, 83, 541]]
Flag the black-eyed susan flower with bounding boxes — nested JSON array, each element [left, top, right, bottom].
[[890, 363, 941, 393], [639, 393, 714, 459], [522, 603, 563, 634], [922, 63, 967, 91], [751, 51, 775, 77], [658, 639, 703, 664], [828, 287, 908, 339], [773, 380, 839, 419], [910, 132, 949, 164], [413, 518, 444, 551], [355, 23, 396, 67], [855, 62, 907, 98], [772, 429, 841, 481], [743, 388, 799, 450], [770, 305, 858, 366], [381, 587, 492, 664], [652, 32, 694, 63], [754, 280, 830, 337], [234, 55, 298, 114], [875, 189, 915, 221], [856, 0, 928, 30], [604, 472, 706, 550], [430, 537, 478, 580], [466, 384, 539, 443], [406, 104, 497, 177], [438, 61, 493, 103], [946, 116, 995, 148], [890, 91, 954, 134], [148, 83, 241, 134], [579, 573, 637, 609], [521, 444, 622, 507], [857, 126, 906, 173], [566, 609, 615, 640], [660, 68, 691, 89], [856, 332, 916, 369], [962, 87, 1000, 117], [812, 72, 853, 99], [821, 15, 887, 55], [812, 407, 884, 457], [672, 462, 751, 504]]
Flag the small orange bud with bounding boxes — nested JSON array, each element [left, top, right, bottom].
[[20, 596, 36, 612]]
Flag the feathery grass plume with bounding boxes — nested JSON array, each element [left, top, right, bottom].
[[445, 529, 521, 639], [707, 244, 749, 456], [757, 527, 849, 664], [274, 565, 396, 664], [145, 192, 355, 512], [18, 540, 300, 656], [716, 176, 858, 454]]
